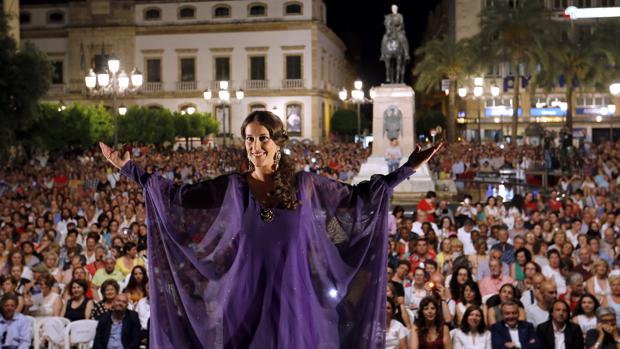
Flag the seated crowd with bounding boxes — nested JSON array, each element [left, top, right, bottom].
[[5, 137, 620, 348], [386, 171, 620, 349]]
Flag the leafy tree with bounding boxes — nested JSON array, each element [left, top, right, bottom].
[[0, 11, 52, 156], [413, 36, 475, 143], [477, 0, 550, 141], [541, 23, 618, 133], [173, 111, 219, 149], [331, 109, 361, 138], [26, 104, 113, 152], [118, 106, 218, 145]]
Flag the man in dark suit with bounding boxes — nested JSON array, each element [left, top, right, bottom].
[[490, 301, 542, 349], [536, 299, 584, 349], [93, 293, 142, 349]]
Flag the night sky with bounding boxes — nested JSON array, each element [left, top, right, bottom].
[[323, 0, 443, 88]]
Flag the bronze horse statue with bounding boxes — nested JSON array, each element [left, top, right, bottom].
[[380, 6, 410, 84]]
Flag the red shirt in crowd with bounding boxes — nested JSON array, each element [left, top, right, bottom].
[[417, 199, 436, 222]]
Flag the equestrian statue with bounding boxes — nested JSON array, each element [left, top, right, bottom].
[[380, 4, 410, 84]]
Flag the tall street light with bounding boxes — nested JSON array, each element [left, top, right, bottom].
[[84, 57, 142, 146], [203, 81, 244, 146], [339, 80, 373, 135], [610, 83, 620, 142]]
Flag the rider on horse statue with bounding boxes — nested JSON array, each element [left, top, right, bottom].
[[380, 5, 410, 83]]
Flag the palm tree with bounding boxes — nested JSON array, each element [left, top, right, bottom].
[[542, 23, 619, 134], [413, 36, 474, 143], [477, 0, 550, 141]]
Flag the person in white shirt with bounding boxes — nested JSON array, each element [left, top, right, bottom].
[[385, 138, 402, 174], [542, 250, 567, 294], [526, 280, 557, 327], [452, 304, 491, 349], [411, 211, 438, 238], [457, 219, 477, 256], [385, 297, 408, 349]]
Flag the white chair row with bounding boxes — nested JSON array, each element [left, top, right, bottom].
[[31, 316, 97, 349]]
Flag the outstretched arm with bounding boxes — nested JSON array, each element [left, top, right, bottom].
[[101, 142, 228, 209], [382, 142, 444, 188]]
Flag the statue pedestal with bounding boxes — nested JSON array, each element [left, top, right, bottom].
[[352, 84, 435, 196]]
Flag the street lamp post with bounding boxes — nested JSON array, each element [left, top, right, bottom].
[[339, 80, 373, 136], [610, 83, 620, 142], [459, 78, 498, 144], [203, 81, 244, 146], [84, 57, 143, 146]]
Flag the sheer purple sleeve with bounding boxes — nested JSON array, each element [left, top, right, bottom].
[[299, 164, 414, 348], [120, 160, 243, 347]]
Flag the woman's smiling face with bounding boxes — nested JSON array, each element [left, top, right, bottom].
[[244, 122, 278, 171]]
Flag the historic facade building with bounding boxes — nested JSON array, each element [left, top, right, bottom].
[[20, 0, 355, 142]]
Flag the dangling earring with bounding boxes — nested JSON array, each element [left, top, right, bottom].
[[274, 149, 281, 171], [248, 156, 255, 172]]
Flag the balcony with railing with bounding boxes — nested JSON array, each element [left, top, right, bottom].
[[246, 80, 268, 90], [282, 79, 304, 89], [176, 80, 197, 91], [143, 82, 163, 93], [209, 80, 237, 90]]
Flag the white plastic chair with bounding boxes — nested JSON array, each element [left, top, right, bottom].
[[63, 319, 98, 349], [35, 316, 70, 349]]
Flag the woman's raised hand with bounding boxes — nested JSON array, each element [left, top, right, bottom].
[[407, 142, 445, 171], [99, 142, 130, 170]]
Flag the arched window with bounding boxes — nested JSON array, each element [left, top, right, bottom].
[[249, 103, 267, 112], [284, 2, 303, 15], [248, 3, 267, 17], [47, 11, 64, 24], [20, 12, 31, 25], [213, 5, 231, 18], [178, 6, 196, 19], [147, 104, 163, 110], [285, 103, 302, 136], [144, 7, 162, 21]]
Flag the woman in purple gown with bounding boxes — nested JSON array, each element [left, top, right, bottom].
[[100, 111, 443, 348]]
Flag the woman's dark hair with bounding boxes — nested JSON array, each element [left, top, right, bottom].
[[511, 194, 525, 213], [524, 261, 542, 274], [20, 241, 34, 251], [100, 279, 120, 298], [125, 265, 148, 294], [414, 297, 444, 341], [486, 283, 522, 308], [1, 276, 17, 287], [241, 111, 299, 210], [449, 266, 473, 301], [123, 242, 137, 256], [460, 280, 482, 306], [386, 296, 397, 317], [573, 293, 600, 316], [392, 206, 404, 216], [40, 273, 56, 289], [460, 304, 486, 334], [514, 247, 532, 265], [68, 279, 89, 297]]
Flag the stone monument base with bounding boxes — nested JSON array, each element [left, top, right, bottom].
[[352, 157, 435, 195]]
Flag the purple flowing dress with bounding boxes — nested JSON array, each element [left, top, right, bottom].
[[120, 160, 414, 348]]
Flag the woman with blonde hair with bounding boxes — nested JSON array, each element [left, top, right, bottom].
[[586, 259, 611, 303], [601, 274, 620, 327]]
